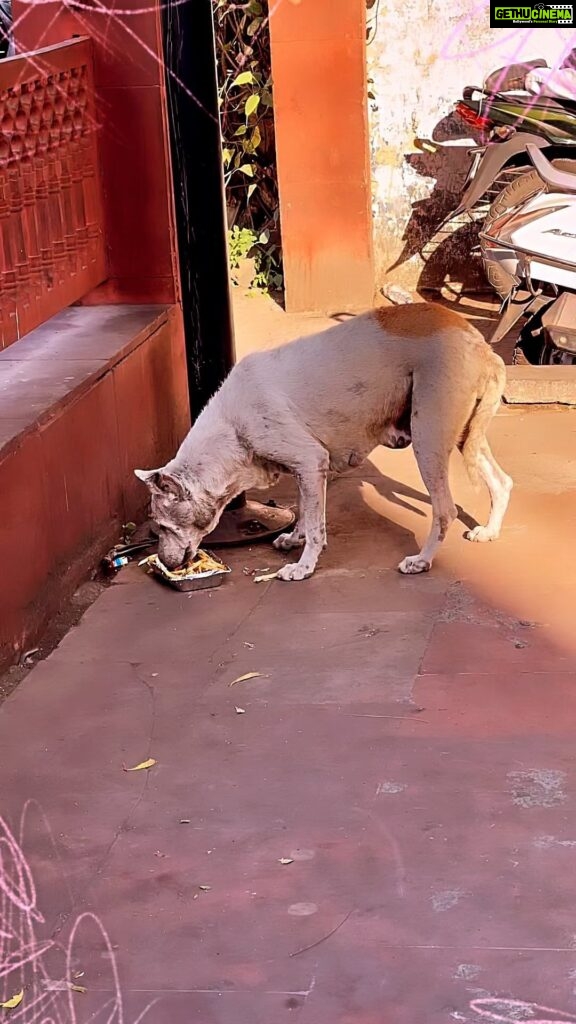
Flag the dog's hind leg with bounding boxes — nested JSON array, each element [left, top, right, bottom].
[[459, 362, 512, 543], [465, 442, 512, 543], [398, 454, 456, 574], [398, 379, 459, 575]]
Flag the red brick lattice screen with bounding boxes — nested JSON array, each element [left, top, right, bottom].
[[0, 39, 106, 348]]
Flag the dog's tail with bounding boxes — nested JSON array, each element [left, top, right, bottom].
[[460, 360, 506, 485]]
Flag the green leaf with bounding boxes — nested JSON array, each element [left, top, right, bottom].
[[258, 228, 270, 245], [247, 183, 257, 199], [261, 89, 273, 108], [234, 124, 247, 136], [250, 125, 262, 150], [245, 94, 260, 119], [232, 70, 254, 87], [222, 148, 233, 165], [247, 17, 262, 36], [238, 164, 254, 178]]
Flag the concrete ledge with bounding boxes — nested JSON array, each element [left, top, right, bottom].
[[505, 365, 576, 406], [0, 304, 190, 670]]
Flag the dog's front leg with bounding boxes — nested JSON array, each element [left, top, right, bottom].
[[277, 458, 328, 582]]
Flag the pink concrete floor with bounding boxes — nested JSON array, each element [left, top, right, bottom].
[[2, 293, 576, 1023]]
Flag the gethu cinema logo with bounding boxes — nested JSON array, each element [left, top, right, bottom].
[[494, 5, 573, 18]]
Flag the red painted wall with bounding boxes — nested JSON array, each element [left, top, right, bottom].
[[11, 1, 178, 304], [269, 0, 374, 314], [0, 309, 189, 669]]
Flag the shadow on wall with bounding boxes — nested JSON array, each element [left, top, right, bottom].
[[388, 111, 491, 297]]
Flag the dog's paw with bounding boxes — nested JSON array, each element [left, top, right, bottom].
[[273, 531, 305, 552], [465, 526, 498, 543], [277, 561, 314, 582], [398, 555, 431, 575]]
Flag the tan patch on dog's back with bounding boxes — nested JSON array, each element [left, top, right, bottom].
[[373, 302, 470, 338]]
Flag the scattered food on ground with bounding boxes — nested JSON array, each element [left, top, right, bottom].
[[123, 758, 157, 772], [1, 991, 23, 1009], [229, 672, 265, 686], [253, 571, 278, 583]]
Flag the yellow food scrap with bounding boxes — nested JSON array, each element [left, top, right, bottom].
[[229, 672, 264, 687], [1, 991, 23, 1010], [140, 551, 229, 580], [123, 758, 157, 772]]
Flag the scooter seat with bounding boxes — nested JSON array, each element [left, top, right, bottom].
[[527, 143, 576, 190]]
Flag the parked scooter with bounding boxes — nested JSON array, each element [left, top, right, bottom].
[[479, 144, 576, 364], [446, 55, 576, 362]]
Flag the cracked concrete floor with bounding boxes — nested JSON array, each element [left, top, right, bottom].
[[2, 295, 576, 1023]]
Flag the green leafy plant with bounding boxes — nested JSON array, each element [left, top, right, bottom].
[[227, 225, 282, 290], [213, 0, 283, 293]]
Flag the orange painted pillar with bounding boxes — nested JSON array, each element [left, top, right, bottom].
[[269, 0, 374, 314]]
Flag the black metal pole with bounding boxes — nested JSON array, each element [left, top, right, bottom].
[[161, 0, 234, 417], [160, 0, 294, 545]]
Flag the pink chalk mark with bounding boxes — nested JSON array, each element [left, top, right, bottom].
[[0, 805, 156, 1022]]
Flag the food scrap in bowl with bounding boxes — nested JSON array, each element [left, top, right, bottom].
[[140, 551, 231, 591]]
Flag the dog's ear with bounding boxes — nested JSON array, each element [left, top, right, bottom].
[[134, 468, 158, 486], [134, 469, 188, 499]]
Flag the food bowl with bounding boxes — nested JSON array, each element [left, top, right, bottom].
[[140, 550, 231, 592]]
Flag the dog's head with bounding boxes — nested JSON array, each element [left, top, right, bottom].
[[135, 455, 281, 569], [134, 469, 229, 570]]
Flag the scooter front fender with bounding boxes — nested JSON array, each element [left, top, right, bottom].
[[450, 133, 550, 219]]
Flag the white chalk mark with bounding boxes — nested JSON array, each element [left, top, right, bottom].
[[376, 781, 407, 795], [508, 770, 568, 809], [471, 997, 576, 1024], [534, 836, 576, 850], [455, 964, 482, 981], [288, 903, 318, 917], [431, 889, 468, 912]]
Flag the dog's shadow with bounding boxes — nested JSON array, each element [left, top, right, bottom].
[[364, 466, 479, 533]]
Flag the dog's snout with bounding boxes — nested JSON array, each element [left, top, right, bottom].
[[157, 534, 189, 571], [160, 551, 183, 571], [396, 436, 408, 449]]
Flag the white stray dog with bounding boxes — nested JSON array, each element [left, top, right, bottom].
[[135, 303, 512, 581]]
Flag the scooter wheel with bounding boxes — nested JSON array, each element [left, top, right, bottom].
[[481, 159, 576, 300]]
